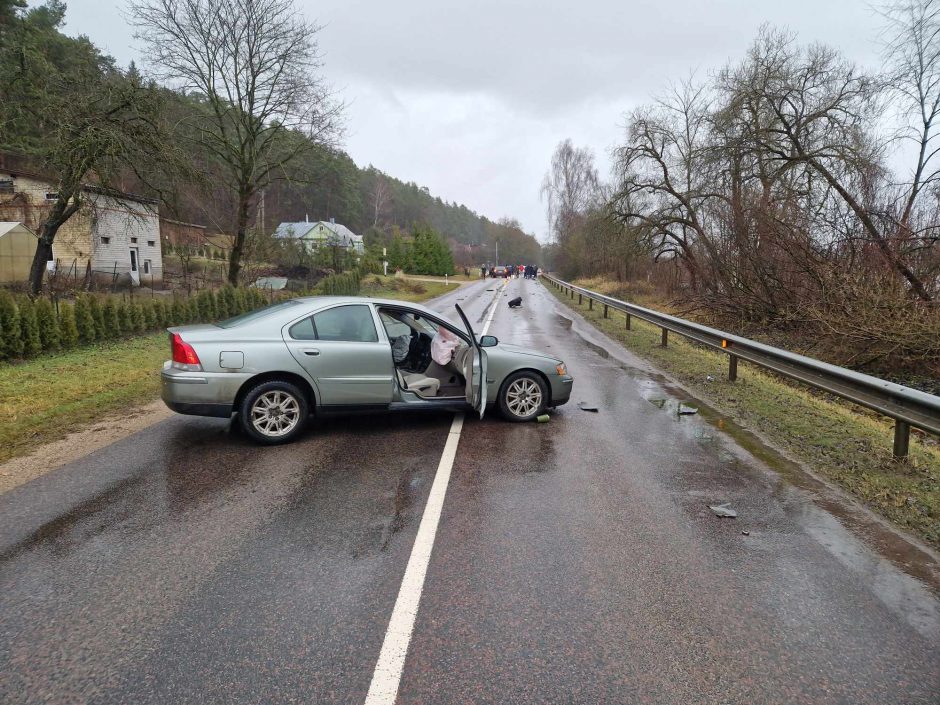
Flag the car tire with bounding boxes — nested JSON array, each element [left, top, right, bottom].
[[498, 371, 548, 422], [239, 379, 309, 445]]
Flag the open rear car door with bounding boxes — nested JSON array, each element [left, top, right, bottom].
[[454, 303, 487, 418]]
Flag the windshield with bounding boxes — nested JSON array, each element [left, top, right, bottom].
[[216, 300, 303, 328]]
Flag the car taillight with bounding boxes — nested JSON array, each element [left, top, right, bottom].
[[170, 332, 202, 370]]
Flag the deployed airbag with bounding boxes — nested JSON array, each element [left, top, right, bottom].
[[431, 327, 461, 365]]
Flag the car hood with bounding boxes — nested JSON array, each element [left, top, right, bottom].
[[493, 343, 560, 362]]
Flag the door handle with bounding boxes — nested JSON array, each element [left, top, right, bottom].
[[302, 349, 320, 356]]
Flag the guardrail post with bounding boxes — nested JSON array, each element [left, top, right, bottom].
[[729, 354, 738, 382], [588, 298, 593, 311], [578, 293, 582, 305], [893, 421, 910, 460], [603, 304, 608, 318], [625, 313, 631, 330], [661, 328, 668, 347]]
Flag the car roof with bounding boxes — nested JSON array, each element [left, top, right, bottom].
[[291, 295, 438, 315], [237, 296, 443, 330]]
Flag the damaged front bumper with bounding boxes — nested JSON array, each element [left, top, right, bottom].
[[549, 374, 574, 407]]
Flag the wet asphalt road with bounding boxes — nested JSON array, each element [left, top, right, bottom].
[[1, 278, 938, 704]]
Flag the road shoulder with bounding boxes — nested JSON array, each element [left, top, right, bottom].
[[0, 400, 173, 495]]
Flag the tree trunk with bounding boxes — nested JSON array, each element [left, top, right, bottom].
[[28, 195, 79, 296], [28, 237, 54, 297], [228, 190, 252, 286]]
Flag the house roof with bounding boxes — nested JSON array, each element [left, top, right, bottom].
[[0, 222, 36, 238], [160, 218, 207, 230], [274, 222, 319, 239], [274, 221, 363, 247], [0, 152, 159, 206]]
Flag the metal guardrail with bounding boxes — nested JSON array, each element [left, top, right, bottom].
[[542, 274, 940, 459]]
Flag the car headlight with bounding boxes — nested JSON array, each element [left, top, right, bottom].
[[555, 362, 567, 376]]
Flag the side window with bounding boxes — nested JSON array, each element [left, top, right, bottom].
[[379, 311, 412, 339], [289, 316, 316, 340], [312, 305, 378, 343]]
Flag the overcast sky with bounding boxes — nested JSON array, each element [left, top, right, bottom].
[[59, 0, 885, 239]]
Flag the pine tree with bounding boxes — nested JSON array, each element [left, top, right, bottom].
[[73, 295, 97, 344], [171, 297, 185, 326], [0, 291, 22, 359], [34, 298, 60, 352], [88, 295, 105, 339], [142, 300, 158, 330], [213, 287, 228, 318], [152, 299, 166, 328], [102, 297, 120, 337], [233, 287, 247, 315], [18, 298, 42, 357], [130, 302, 145, 333], [196, 290, 213, 321], [186, 297, 199, 323], [58, 303, 79, 348], [118, 301, 133, 333]]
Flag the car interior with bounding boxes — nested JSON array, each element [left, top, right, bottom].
[[378, 308, 470, 399]]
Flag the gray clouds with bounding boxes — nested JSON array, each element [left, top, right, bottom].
[[61, 0, 883, 237]]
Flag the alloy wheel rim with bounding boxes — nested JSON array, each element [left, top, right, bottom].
[[506, 378, 543, 418], [251, 390, 301, 437]]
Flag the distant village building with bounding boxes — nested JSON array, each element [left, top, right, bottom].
[[160, 218, 207, 249], [273, 218, 364, 254], [0, 159, 162, 286]]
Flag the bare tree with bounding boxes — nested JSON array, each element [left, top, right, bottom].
[[372, 170, 391, 227], [880, 0, 940, 280], [722, 27, 934, 300], [540, 139, 600, 242], [610, 79, 716, 289], [130, 0, 343, 286]]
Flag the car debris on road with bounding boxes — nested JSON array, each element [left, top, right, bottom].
[[709, 503, 738, 518]]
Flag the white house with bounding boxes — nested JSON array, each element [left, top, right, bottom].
[[0, 164, 162, 286], [274, 218, 364, 254]]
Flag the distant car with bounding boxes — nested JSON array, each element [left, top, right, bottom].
[[490, 266, 508, 278], [161, 297, 574, 444]]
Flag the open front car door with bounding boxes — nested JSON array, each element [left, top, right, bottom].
[[454, 303, 487, 418]]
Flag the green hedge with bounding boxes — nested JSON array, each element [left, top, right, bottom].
[[0, 285, 271, 363], [316, 269, 361, 296]]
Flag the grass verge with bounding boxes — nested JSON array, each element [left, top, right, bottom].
[[0, 333, 169, 464], [0, 280, 452, 465], [359, 274, 454, 301], [545, 280, 940, 548]]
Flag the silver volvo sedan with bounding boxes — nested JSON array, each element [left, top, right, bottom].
[[161, 296, 574, 444]]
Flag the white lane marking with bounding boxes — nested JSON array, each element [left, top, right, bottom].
[[364, 414, 464, 704], [364, 279, 505, 705], [480, 279, 504, 336]]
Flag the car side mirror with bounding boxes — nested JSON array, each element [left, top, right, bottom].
[[479, 335, 498, 347]]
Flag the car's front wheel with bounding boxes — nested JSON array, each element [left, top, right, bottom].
[[239, 380, 309, 444], [498, 371, 548, 422]]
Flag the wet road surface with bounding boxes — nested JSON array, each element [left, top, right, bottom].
[[1, 278, 938, 704]]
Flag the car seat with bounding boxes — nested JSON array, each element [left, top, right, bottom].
[[397, 370, 441, 398]]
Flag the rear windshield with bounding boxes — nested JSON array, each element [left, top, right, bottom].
[[216, 300, 303, 328]]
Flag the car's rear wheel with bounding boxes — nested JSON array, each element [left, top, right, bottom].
[[498, 371, 547, 422], [239, 380, 309, 444]]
